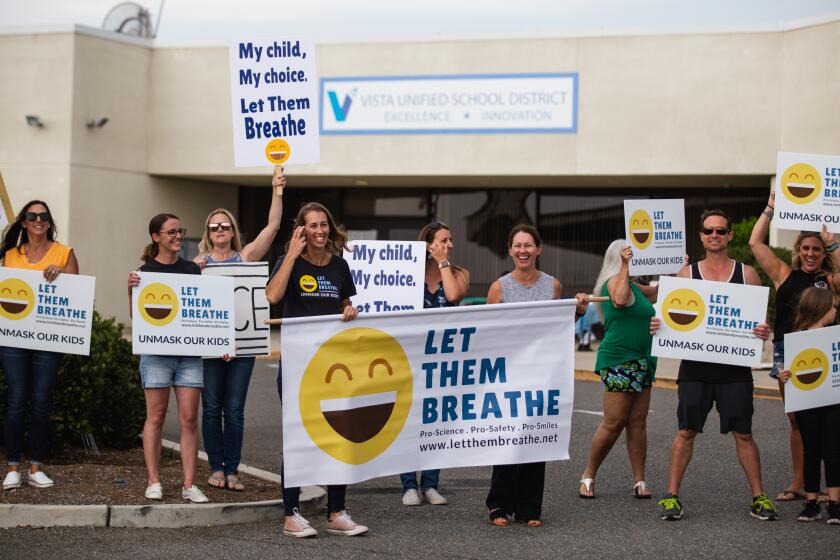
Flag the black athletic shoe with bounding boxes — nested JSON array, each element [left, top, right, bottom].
[[750, 494, 779, 521], [658, 494, 684, 521], [826, 500, 840, 525], [797, 500, 822, 522]]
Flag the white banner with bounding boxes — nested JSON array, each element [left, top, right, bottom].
[[784, 325, 840, 413], [343, 240, 425, 314], [624, 199, 686, 276], [775, 151, 840, 233], [202, 262, 271, 356], [321, 74, 578, 134], [229, 38, 320, 167], [652, 276, 768, 367], [132, 272, 235, 357], [0, 268, 95, 355], [280, 300, 576, 487]]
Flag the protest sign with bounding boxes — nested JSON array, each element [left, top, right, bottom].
[[280, 299, 575, 487], [229, 38, 320, 167], [0, 171, 14, 231], [775, 151, 840, 233], [652, 276, 768, 367], [203, 262, 271, 356], [784, 325, 840, 413], [0, 268, 95, 355], [343, 240, 425, 314], [132, 272, 235, 356], [624, 199, 685, 275]]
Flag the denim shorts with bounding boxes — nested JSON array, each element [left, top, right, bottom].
[[769, 340, 784, 379], [139, 355, 204, 388]]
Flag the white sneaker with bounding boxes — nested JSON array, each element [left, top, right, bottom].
[[181, 485, 210, 503], [283, 508, 318, 538], [325, 510, 369, 536], [145, 482, 163, 500], [27, 470, 54, 488], [3, 471, 22, 490], [402, 488, 422, 506], [423, 488, 448, 505]]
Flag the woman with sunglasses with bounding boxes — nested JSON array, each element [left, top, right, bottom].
[[399, 220, 470, 507], [194, 167, 285, 493], [1, 201, 78, 491], [750, 188, 840, 502], [127, 214, 209, 503]]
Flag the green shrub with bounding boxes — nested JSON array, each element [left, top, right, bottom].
[[0, 311, 145, 453]]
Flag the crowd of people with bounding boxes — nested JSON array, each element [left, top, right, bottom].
[[2, 170, 839, 533]]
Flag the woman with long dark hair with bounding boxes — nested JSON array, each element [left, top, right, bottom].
[[2, 201, 78, 491], [266, 202, 366, 537]]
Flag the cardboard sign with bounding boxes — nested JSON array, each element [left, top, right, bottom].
[[784, 325, 840, 413], [343, 241, 425, 314], [132, 272, 235, 356], [624, 199, 686, 275], [652, 276, 768, 367], [202, 262, 271, 356], [229, 38, 320, 167], [775, 151, 840, 233], [0, 268, 95, 355]]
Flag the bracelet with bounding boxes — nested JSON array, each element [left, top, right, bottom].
[[438, 260, 451, 269], [762, 208, 774, 220], [827, 241, 839, 253]]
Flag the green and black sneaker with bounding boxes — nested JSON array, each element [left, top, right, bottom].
[[750, 493, 779, 521], [658, 494, 684, 521]]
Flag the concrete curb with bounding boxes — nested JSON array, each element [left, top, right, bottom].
[[0, 504, 108, 528]]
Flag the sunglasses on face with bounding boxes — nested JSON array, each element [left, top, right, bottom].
[[701, 227, 730, 236], [24, 212, 50, 222], [160, 228, 187, 238], [208, 222, 232, 232]]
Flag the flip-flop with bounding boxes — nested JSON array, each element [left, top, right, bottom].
[[207, 471, 226, 489], [226, 475, 245, 492], [579, 477, 595, 499], [526, 519, 543, 527], [633, 481, 652, 499], [488, 508, 509, 526], [775, 489, 807, 501]]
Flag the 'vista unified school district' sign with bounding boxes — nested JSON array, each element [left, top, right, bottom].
[[321, 74, 578, 134]]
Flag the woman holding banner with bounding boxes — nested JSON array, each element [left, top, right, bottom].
[[194, 167, 285, 493], [266, 202, 367, 538], [777, 287, 840, 523], [1, 201, 78, 491], [749, 190, 840, 502], [579, 239, 658, 499], [484, 224, 588, 526], [399, 221, 470, 507], [127, 213, 209, 503]]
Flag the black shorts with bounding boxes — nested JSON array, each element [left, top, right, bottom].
[[677, 380, 754, 434]]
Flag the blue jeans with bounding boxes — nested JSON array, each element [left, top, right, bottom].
[[202, 357, 255, 475], [2, 347, 64, 465], [400, 470, 440, 493]]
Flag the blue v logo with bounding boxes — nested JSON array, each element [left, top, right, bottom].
[[327, 89, 355, 121]]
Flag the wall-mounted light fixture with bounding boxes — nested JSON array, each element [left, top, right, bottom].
[[86, 117, 109, 129], [25, 115, 44, 128]]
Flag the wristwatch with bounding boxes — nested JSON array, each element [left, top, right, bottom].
[[438, 260, 451, 269]]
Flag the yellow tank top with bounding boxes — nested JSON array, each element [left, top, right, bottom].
[[4, 242, 72, 271]]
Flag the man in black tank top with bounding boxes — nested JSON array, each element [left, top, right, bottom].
[[655, 210, 779, 522]]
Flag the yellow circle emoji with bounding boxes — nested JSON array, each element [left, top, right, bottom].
[[299, 275, 318, 293], [137, 282, 179, 326], [628, 209, 653, 250], [0, 278, 35, 320], [781, 163, 821, 204], [265, 139, 291, 165], [661, 288, 706, 332], [790, 348, 828, 391], [299, 327, 413, 465]]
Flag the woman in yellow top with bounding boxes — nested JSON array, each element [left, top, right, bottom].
[[1, 200, 79, 491]]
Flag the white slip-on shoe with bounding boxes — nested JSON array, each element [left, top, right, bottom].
[[27, 471, 54, 488], [145, 482, 163, 500], [3, 471, 22, 490], [283, 508, 318, 538], [402, 488, 422, 506], [181, 485, 210, 503], [423, 488, 448, 505]]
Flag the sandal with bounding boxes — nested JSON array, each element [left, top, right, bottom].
[[579, 477, 595, 499], [775, 489, 807, 501], [526, 519, 543, 527], [207, 471, 226, 489], [488, 508, 509, 526], [226, 474, 245, 492], [633, 481, 652, 499]]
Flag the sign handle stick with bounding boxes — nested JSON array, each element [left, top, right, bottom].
[[273, 165, 284, 196]]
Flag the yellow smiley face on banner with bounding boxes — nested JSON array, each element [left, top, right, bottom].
[[790, 348, 828, 391], [299, 327, 413, 465], [661, 288, 705, 332], [0, 278, 35, 320], [628, 209, 653, 250], [137, 282, 179, 326], [781, 163, 821, 204]]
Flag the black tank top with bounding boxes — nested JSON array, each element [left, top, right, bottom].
[[773, 269, 830, 342], [677, 261, 753, 384]]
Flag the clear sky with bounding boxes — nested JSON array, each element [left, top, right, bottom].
[[4, 0, 840, 44]]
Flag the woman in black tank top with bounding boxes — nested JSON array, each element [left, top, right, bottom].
[[749, 188, 840, 501]]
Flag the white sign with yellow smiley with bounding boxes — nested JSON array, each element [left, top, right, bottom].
[[775, 152, 840, 233], [784, 325, 840, 413], [623, 199, 686, 276]]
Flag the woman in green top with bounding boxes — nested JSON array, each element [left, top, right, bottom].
[[579, 239, 658, 499]]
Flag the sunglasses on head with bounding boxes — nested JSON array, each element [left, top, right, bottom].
[[427, 221, 448, 230], [160, 228, 187, 238], [24, 212, 50, 222], [701, 227, 730, 236], [208, 222, 232, 232]]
